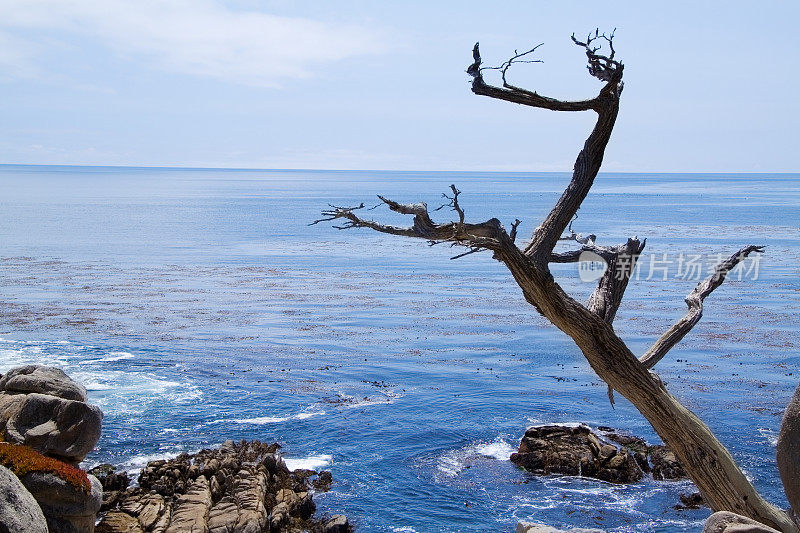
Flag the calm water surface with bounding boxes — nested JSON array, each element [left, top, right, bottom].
[[1, 165, 799, 532]]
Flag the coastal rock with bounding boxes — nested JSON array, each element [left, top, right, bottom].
[[675, 492, 706, 510], [20, 470, 103, 533], [321, 514, 350, 533], [0, 464, 48, 533], [0, 365, 88, 402], [97, 440, 343, 533], [777, 382, 800, 518], [164, 475, 212, 533], [313, 470, 333, 492], [702, 511, 781, 533], [649, 447, 686, 480], [511, 425, 643, 483], [0, 392, 103, 464], [89, 464, 131, 511], [95, 512, 144, 533], [511, 424, 691, 486], [516, 522, 605, 533], [0, 365, 102, 465]]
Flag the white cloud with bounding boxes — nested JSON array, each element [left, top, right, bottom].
[[0, 0, 383, 87]]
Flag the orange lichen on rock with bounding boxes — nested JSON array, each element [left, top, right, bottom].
[[0, 441, 91, 493]]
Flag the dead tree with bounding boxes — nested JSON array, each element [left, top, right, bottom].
[[313, 31, 800, 532]]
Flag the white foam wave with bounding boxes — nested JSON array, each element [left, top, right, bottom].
[[757, 427, 779, 447], [283, 454, 332, 472], [89, 351, 135, 363], [69, 370, 202, 411], [437, 452, 464, 477], [122, 451, 183, 473], [436, 437, 516, 477], [475, 440, 516, 460], [234, 416, 290, 424], [294, 411, 321, 420], [222, 409, 326, 425], [0, 347, 70, 373]]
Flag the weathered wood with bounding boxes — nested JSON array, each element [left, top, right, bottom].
[[639, 245, 764, 369]]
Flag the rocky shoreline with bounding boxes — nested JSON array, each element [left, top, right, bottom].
[[0, 365, 350, 533], [93, 440, 349, 533]]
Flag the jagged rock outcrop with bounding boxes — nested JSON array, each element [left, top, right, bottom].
[[510, 424, 689, 485], [0, 464, 48, 533], [89, 463, 131, 511], [511, 425, 643, 483], [97, 440, 348, 533], [0, 365, 102, 464], [597, 427, 687, 480], [702, 511, 782, 533]]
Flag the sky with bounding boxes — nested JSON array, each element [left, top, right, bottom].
[[0, 0, 798, 172]]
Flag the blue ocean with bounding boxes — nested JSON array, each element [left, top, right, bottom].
[[1, 165, 798, 532]]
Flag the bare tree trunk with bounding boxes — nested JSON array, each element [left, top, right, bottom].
[[313, 31, 799, 533]]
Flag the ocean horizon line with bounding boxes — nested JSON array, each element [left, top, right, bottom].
[[1, 162, 799, 177]]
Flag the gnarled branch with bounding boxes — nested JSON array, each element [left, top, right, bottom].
[[639, 245, 764, 369], [571, 28, 623, 83], [311, 192, 518, 255]]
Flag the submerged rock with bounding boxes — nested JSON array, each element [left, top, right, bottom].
[[97, 440, 346, 533], [675, 492, 705, 510]]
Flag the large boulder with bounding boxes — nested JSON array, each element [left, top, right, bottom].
[[0, 365, 102, 464], [0, 366, 87, 402], [702, 511, 781, 533], [0, 464, 48, 533], [777, 382, 800, 518], [0, 392, 102, 464], [20, 471, 103, 533], [511, 425, 643, 483]]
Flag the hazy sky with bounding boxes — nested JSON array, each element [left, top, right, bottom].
[[1, 1, 798, 172]]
